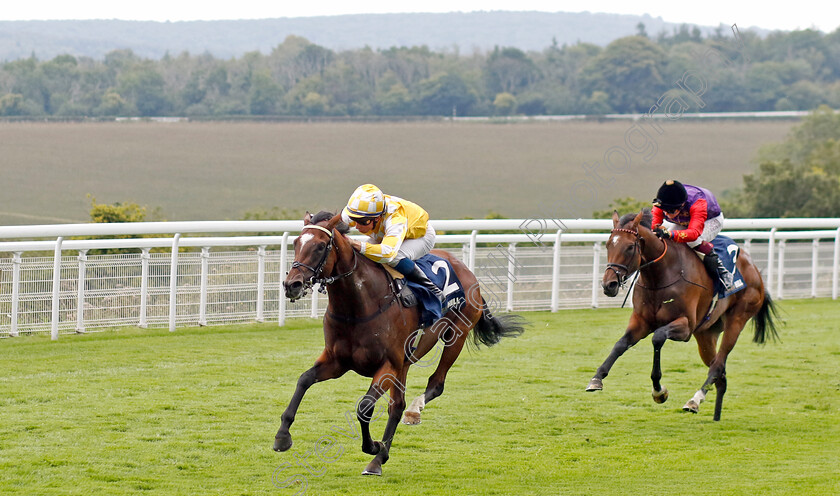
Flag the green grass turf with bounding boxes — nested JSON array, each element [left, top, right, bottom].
[[1, 298, 838, 495]]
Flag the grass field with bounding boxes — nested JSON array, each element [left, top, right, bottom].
[[1, 298, 838, 495], [0, 119, 796, 225]]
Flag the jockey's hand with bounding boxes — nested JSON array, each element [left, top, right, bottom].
[[654, 227, 672, 240], [349, 239, 362, 251]]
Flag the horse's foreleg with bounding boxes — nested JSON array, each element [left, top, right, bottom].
[[649, 317, 691, 403], [363, 367, 409, 476], [274, 353, 345, 452], [587, 315, 650, 392], [651, 327, 669, 403]]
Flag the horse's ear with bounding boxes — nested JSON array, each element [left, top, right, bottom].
[[326, 213, 342, 230], [631, 211, 644, 230], [612, 210, 620, 228], [303, 211, 312, 225]]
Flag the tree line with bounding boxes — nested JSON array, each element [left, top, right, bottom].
[[1, 25, 839, 118], [591, 106, 840, 218]]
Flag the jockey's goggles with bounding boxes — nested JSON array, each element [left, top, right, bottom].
[[352, 216, 377, 226]]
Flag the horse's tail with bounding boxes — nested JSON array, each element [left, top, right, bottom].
[[472, 298, 527, 347], [753, 292, 781, 344]]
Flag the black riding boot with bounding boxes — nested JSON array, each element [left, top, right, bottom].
[[406, 266, 445, 303], [703, 252, 734, 291]]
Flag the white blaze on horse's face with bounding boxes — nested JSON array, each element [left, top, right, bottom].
[[299, 233, 314, 249], [611, 236, 619, 247]]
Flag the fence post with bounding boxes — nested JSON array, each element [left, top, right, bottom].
[[811, 239, 819, 298], [257, 246, 266, 322], [591, 242, 601, 308], [169, 234, 181, 332], [833, 227, 840, 300], [279, 232, 289, 326], [76, 250, 88, 333], [506, 243, 516, 312], [468, 230, 478, 271], [767, 228, 777, 292], [199, 247, 209, 326], [51, 237, 64, 341], [550, 230, 562, 312], [776, 240, 786, 299], [10, 252, 21, 337], [139, 249, 150, 328]]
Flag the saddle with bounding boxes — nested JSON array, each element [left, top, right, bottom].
[[378, 264, 418, 308]]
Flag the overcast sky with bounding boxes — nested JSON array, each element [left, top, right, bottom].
[[3, 1, 838, 33]]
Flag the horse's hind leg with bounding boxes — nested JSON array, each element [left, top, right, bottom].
[[274, 352, 345, 452], [698, 315, 746, 420], [682, 328, 718, 414], [403, 311, 475, 425]]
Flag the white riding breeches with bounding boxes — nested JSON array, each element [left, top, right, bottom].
[[662, 213, 724, 249], [382, 222, 437, 267]]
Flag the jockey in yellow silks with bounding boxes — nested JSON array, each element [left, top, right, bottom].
[[341, 184, 444, 302]]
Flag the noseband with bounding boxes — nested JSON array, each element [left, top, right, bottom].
[[290, 224, 357, 296], [605, 227, 668, 288]]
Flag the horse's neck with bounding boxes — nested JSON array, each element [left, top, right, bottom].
[[638, 228, 680, 283], [326, 236, 390, 315]]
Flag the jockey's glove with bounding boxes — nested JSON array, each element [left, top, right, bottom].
[[654, 227, 672, 240]]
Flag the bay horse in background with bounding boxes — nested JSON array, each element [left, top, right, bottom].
[[275, 211, 525, 475], [588, 210, 779, 421]]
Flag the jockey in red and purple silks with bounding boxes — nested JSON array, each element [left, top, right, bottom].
[[652, 180, 734, 291]]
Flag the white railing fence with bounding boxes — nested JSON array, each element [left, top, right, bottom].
[[1, 219, 839, 339]]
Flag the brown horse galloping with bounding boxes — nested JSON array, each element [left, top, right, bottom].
[[274, 211, 525, 475], [587, 210, 779, 421]]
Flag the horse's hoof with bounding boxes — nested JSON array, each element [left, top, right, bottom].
[[586, 378, 603, 392], [274, 433, 293, 452], [402, 411, 422, 425], [652, 387, 669, 404], [682, 400, 700, 413], [362, 463, 382, 476]]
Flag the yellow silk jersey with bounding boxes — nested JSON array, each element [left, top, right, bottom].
[[341, 195, 429, 263]]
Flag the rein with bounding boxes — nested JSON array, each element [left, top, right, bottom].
[[607, 227, 709, 295], [291, 223, 400, 324]]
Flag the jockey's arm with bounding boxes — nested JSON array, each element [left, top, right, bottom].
[[671, 200, 708, 243], [359, 215, 407, 263], [651, 206, 665, 230]]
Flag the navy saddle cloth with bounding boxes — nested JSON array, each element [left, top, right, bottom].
[[711, 235, 746, 298], [404, 254, 466, 327]]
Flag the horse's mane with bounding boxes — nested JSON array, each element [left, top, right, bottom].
[[311, 210, 349, 235], [618, 208, 652, 229]]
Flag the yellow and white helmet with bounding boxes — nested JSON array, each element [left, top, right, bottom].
[[343, 184, 386, 219]]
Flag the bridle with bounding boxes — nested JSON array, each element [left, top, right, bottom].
[[289, 224, 357, 298], [605, 227, 668, 289]]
